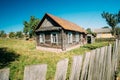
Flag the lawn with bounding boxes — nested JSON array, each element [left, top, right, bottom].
[[0, 38, 112, 80]]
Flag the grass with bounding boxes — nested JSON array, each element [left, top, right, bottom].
[[0, 38, 112, 80]]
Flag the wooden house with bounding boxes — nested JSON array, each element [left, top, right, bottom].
[[35, 13, 87, 51], [93, 28, 114, 38]]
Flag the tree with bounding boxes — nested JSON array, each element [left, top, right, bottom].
[[0, 30, 7, 38], [23, 16, 40, 38], [86, 28, 92, 34], [102, 26, 109, 28], [9, 32, 15, 38], [86, 28, 96, 37], [15, 31, 24, 38], [101, 11, 120, 37]]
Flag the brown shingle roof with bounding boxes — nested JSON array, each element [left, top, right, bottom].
[[46, 13, 86, 33]]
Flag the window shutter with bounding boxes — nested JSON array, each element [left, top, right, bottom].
[[56, 34, 58, 44], [39, 34, 42, 43], [43, 34, 45, 43], [70, 33, 72, 43], [51, 34, 53, 43]]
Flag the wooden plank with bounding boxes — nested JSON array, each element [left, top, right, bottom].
[[69, 55, 83, 80], [80, 52, 91, 80], [94, 48, 101, 80], [24, 64, 47, 80], [54, 58, 69, 80], [0, 68, 9, 80], [106, 44, 112, 80], [87, 50, 96, 80], [112, 39, 119, 73], [99, 47, 106, 80], [102, 46, 108, 80]]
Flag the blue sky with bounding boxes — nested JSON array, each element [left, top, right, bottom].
[[0, 0, 120, 33]]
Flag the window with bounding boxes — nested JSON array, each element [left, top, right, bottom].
[[39, 34, 45, 43], [51, 33, 58, 44], [76, 33, 79, 42], [68, 32, 72, 43]]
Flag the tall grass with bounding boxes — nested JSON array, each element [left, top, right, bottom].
[[0, 38, 111, 80]]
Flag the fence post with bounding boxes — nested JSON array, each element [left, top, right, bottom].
[[69, 55, 83, 80], [54, 58, 69, 80], [24, 64, 47, 80], [0, 68, 10, 80]]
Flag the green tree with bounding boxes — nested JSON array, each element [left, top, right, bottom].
[[9, 32, 15, 38], [86, 28, 92, 34], [86, 28, 96, 37], [101, 11, 120, 37], [23, 16, 40, 38], [102, 26, 109, 28], [16, 31, 24, 38], [0, 30, 6, 38]]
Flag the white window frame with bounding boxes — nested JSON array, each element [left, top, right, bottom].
[[68, 32, 72, 43], [76, 33, 79, 42], [39, 33, 45, 43], [51, 32, 58, 44]]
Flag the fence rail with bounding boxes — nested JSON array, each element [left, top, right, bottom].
[[0, 40, 120, 80]]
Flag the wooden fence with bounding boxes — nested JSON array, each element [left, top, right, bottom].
[[0, 40, 120, 80]]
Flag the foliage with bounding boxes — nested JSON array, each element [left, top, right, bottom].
[[101, 10, 120, 37], [95, 38, 115, 42], [15, 31, 24, 38], [86, 28, 96, 37], [0, 38, 112, 80], [0, 30, 7, 38], [9, 32, 15, 38], [23, 16, 40, 38], [82, 42, 110, 50], [86, 28, 92, 34], [102, 26, 109, 28]]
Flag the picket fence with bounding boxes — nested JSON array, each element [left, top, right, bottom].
[[0, 40, 120, 80]]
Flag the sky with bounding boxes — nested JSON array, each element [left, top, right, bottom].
[[0, 0, 120, 33]]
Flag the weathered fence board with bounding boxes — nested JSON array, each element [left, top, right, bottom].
[[54, 58, 68, 80], [24, 64, 47, 80], [94, 48, 101, 80], [69, 55, 83, 80], [107, 44, 112, 80], [87, 50, 96, 80], [80, 52, 91, 80], [99, 47, 106, 80], [0, 68, 9, 80]]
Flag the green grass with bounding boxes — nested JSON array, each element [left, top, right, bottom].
[[0, 38, 112, 80]]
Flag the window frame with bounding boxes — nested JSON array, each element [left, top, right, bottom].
[[76, 33, 79, 42], [39, 33, 45, 43], [51, 32, 58, 44], [68, 32, 73, 44]]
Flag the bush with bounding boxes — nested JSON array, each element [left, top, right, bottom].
[[9, 32, 15, 38], [82, 42, 110, 50], [95, 38, 115, 42]]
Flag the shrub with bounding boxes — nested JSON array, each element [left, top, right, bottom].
[[95, 38, 115, 42]]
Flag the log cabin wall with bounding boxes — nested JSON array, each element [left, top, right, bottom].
[[36, 30, 62, 49], [64, 30, 84, 49]]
